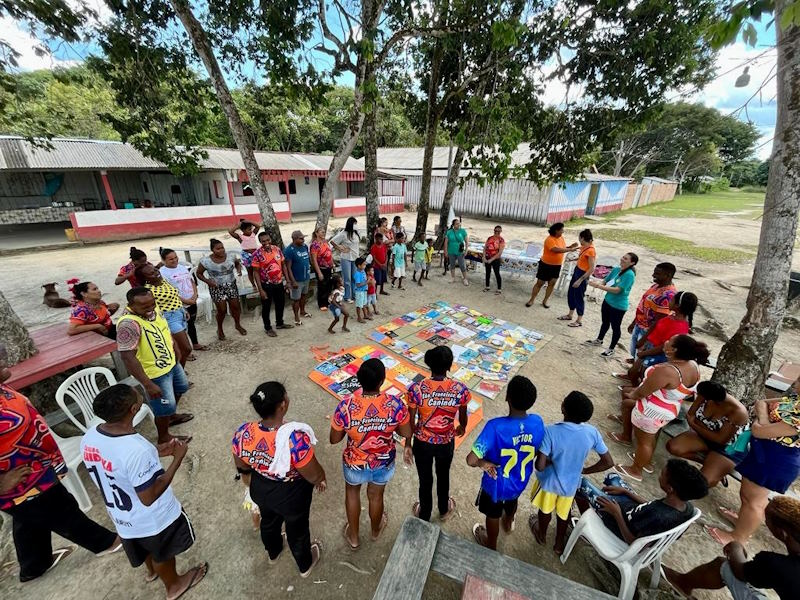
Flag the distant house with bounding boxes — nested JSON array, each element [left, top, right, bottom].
[[0, 136, 404, 241], [370, 145, 675, 225]]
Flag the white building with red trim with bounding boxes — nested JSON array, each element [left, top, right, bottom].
[[0, 137, 405, 241]]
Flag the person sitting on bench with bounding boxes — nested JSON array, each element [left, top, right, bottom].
[[666, 381, 749, 487]]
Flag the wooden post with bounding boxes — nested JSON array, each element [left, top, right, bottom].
[[100, 170, 117, 210]]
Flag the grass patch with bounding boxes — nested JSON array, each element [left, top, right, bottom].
[[625, 190, 765, 219], [592, 228, 755, 263]]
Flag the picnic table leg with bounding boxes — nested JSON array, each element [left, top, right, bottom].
[[111, 350, 129, 379]]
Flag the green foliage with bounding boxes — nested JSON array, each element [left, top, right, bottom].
[[0, 66, 123, 140], [592, 228, 754, 263]]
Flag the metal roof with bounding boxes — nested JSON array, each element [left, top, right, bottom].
[[372, 143, 630, 181], [0, 136, 364, 173], [641, 176, 677, 184]]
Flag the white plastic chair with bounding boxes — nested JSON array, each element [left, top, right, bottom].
[[560, 507, 701, 600], [49, 430, 92, 512], [195, 281, 213, 324], [55, 366, 154, 432], [507, 239, 525, 251]]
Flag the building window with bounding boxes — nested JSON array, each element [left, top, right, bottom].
[[242, 182, 254, 196], [304, 176, 310, 185], [278, 179, 297, 195], [170, 184, 182, 194], [349, 180, 365, 196]]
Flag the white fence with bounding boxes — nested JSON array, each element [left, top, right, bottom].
[[405, 175, 551, 223]]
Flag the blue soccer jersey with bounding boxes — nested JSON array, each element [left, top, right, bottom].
[[471, 414, 545, 502]]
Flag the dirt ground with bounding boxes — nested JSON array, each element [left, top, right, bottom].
[[0, 208, 797, 600]]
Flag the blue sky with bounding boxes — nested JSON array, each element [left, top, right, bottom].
[[2, 9, 778, 159]]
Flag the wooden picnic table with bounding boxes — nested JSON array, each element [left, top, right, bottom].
[[7, 323, 127, 390], [373, 516, 614, 600]]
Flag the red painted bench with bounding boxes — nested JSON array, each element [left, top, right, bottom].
[[7, 323, 127, 389], [462, 574, 528, 600]]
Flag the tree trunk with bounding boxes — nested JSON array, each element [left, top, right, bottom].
[[434, 145, 465, 250], [169, 0, 284, 247], [712, 4, 800, 405], [0, 290, 36, 366], [613, 140, 624, 177], [412, 42, 445, 244], [363, 88, 381, 240]]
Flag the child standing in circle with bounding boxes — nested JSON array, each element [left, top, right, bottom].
[[228, 220, 260, 289], [327, 275, 349, 334], [353, 257, 370, 323], [412, 238, 428, 286], [467, 375, 545, 551], [391, 233, 408, 289], [529, 391, 614, 555], [365, 264, 379, 316], [424, 238, 434, 280]]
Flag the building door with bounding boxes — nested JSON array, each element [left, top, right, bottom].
[[318, 177, 326, 199], [585, 183, 600, 215]]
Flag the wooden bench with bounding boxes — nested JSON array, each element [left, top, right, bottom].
[[372, 516, 613, 600], [7, 323, 127, 390]]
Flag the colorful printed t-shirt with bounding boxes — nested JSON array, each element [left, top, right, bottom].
[[329, 288, 344, 305], [472, 414, 545, 502], [199, 255, 237, 285], [484, 236, 504, 260], [332, 392, 409, 470], [159, 264, 194, 299], [634, 283, 677, 328], [232, 422, 314, 481], [146, 279, 184, 312], [251, 245, 284, 285], [408, 377, 471, 444], [391, 243, 407, 268], [541, 235, 566, 266], [768, 394, 800, 448], [576, 244, 596, 272], [647, 315, 689, 347], [370, 244, 388, 268], [310, 239, 334, 269], [69, 300, 113, 328], [0, 384, 66, 510], [118, 262, 151, 288]]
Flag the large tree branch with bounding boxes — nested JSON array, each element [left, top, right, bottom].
[[375, 25, 478, 66], [317, 0, 356, 72]]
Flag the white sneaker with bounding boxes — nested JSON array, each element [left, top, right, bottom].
[[462, 279, 469, 286]]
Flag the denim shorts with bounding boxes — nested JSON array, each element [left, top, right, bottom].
[[149, 363, 189, 417], [329, 304, 342, 318], [367, 293, 377, 306], [290, 279, 309, 300], [342, 462, 395, 486], [163, 308, 187, 334], [721, 560, 767, 600]]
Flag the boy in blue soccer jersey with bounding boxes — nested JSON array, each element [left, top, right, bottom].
[[467, 375, 545, 550]]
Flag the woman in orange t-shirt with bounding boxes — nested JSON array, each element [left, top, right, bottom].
[[558, 229, 596, 327], [526, 222, 578, 308]]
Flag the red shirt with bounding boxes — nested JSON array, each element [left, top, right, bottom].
[[370, 244, 388, 268], [408, 377, 471, 444], [310, 239, 334, 269], [332, 392, 409, 469], [647, 315, 690, 347], [484, 236, 504, 260], [251, 245, 284, 285], [367, 276, 376, 295], [0, 384, 66, 510]]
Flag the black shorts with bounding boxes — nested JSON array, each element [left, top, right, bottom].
[[475, 488, 518, 520], [374, 268, 387, 285], [536, 261, 562, 282], [121, 511, 195, 567]]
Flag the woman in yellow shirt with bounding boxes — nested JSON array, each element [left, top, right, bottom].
[[526, 223, 578, 308]]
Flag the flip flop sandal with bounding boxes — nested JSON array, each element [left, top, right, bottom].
[[302, 312, 313, 318], [527, 514, 546, 545], [145, 571, 159, 583], [557, 315, 572, 321], [342, 523, 360, 550], [472, 523, 489, 547], [186, 354, 197, 361], [411, 502, 421, 518], [370, 512, 388, 541], [295, 320, 303, 326], [609, 432, 633, 447], [495, 290, 502, 295], [97, 541, 124, 557], [717, 506, 739, 523], [300, 541, 323, 578], [46, 546, 75, 574], [568, 322, 582, 327], [612, 464, 642, 482], [606, 414, 623, 424], [440, 497, 457, 522], [170, 414, 194, 426], [612, 372, 631, 380], [626, 451, 655, 474], [167, 562, 208, 600]]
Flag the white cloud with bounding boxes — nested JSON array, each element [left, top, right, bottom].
[[0, 17, 80, 70]]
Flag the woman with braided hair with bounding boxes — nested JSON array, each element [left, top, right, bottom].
[[665, 494, 800, 599]]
